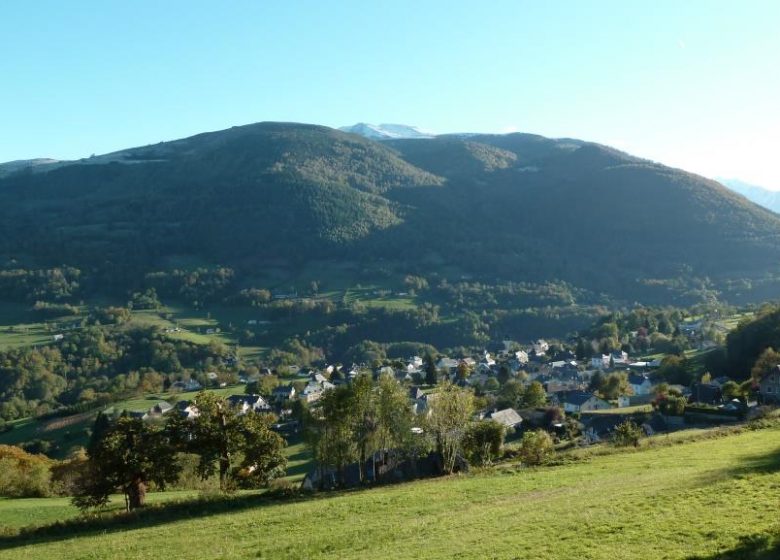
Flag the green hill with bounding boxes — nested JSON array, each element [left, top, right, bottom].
[[1, 122, 779, 304], [2, 424, 780, 559]]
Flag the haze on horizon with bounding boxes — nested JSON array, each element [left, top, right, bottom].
[[1, 0, 778, 189]]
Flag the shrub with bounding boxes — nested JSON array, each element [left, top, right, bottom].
[[0, 445, 54, 497], [613, 421, 643, 447], [518, 430, 554, 466], [464, 420, 506, 466]]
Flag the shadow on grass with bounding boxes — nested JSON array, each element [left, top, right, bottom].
[[0, 490, 324, 551], [688, 532, 780, 559], [713, 442, 780, 479]]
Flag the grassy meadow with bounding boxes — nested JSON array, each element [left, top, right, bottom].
[[2, 425, 780, 559]]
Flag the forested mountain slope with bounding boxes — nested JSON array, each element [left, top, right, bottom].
[[1, 122, 778, 302]]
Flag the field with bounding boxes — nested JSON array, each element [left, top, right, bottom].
[[0, 385, 251, 457], [2, 425, 780, 559]]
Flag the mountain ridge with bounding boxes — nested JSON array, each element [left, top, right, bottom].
[[0, 121, 778, 305]]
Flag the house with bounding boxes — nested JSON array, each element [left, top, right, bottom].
[[515, 350, 529, 365], [408, 356, 424, 369], [148, 401, 174, 416], [711, 376, 733, 388], [532, 339, 549, 356], [552, 390, 612, 413], [678, 321, 703, 335], [480, 352, 495, 367], [53, 334, 64, 342], [553, 350, 577, 362], [175, 400, 199, 419], [485, 408, 523, 429], [436, 358, 459, 372], [300, 380, 335, 403], [171, 379, 202, 392], [628, 372, 653, 396], [409, 386, 425, 400], [272, 384, 296, 402], [690, 382, 723, 405], [758, 366, 780, 403], [611, 350, 629, 365], [591, 355, 610, 370], [227, 394, 270, 413]]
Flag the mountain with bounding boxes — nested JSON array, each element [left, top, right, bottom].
[[1, 121, 779, 304], [0, 158, 60, 178], [338, 123, 434, 140], [719, 178, 780, 214]]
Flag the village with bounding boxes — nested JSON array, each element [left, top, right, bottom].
[[127, 321, 765, 464]]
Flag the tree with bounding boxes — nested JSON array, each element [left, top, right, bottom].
[[497, 364, 510, 385], [657, 354, 692, 385], [721, 380, 742, 400], [751, 347, 780, 384], [656, 394, 686, 416], [308, 384, 358, 487], [498, 379, 525, 409], [522, 381, 547, 408], [235, 413, 288, 487], [424, 354, 438, 386], [351, 374, 378, 483], [426, 382, 474, 473], [170, 391, 286, 491], [589, 371, 604, 393], [74, 416, 179, 511], [484, 377, 500, 392], [599, 372, 632, 400], [456, 361, 470, 383], [374, 373, 415, 478], [518, 430, 553, 466], [463, 420, 506, 466], [613, 420, 643, 447]]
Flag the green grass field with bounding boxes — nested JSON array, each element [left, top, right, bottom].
[[2, 425, 780, 559]]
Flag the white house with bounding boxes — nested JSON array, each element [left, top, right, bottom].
[[591, 355, 610, 369], [628, 372, 654, 396], [553, 390, 612, 413]]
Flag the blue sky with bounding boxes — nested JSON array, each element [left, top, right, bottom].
[[2, 0, 779, 187]]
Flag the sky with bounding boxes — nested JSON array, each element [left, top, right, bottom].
[[1, 0, 779, 188]]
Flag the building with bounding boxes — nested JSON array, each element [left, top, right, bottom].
[[485, 408, 523, 429], [552, 390, 612, 413]]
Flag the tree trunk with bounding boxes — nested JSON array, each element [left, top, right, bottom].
[[219, 453, 231, 490], [358, 443, 366, 483], [127, 476, 147, 510]]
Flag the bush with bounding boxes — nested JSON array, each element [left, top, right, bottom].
[[518, 430, 554, 466], [0, 445, 54, 498], [464, 420, 506, 466], [265, 478, 298, 499], [613, 421, 643, 447]]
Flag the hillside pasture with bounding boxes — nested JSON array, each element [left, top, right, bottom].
[[1, 424, 780, 558]]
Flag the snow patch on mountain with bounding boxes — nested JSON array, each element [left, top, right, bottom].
[[339, 123, 435, 140]]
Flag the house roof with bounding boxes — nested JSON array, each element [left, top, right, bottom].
[[227, 394, 268, 408], [273, 385, 295, 395], [628, 372, 650, 386], [556, 390, 599, 406], [486, 408, 523, 428]]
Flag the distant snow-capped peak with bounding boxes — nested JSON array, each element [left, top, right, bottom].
[[339, 123, 434, 140]]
